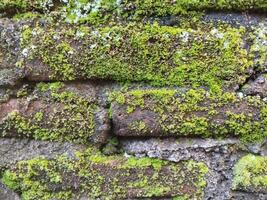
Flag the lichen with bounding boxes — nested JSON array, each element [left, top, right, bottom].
[[1, 147, 208, 200], [232, 154, 267, 192]]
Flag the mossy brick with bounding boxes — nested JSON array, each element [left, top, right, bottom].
[[0, 0, 59, 16], [110, 88, 267, 143], [1, 0, 267, 24], [57, 0, 267, 24], [1, 18, 266, 90], [19, 21, 266, 92], [1, 146, 208, 200], [0, 82, 110, 145]]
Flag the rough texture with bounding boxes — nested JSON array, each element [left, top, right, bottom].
[[15, 21, 264, 92], [0, 1, 267, 200], [111, 88, 267, 142], [0, 183, 21, 200], [1, 0, 267, 23], [232, 154, 267, 193], [121, 138, 267, 200], [1, 18, 266, 92], [0, 82, 110, 145], [1, 146, 208, 200], [0, 138, 85, 170], [241, 74, 267, 97]]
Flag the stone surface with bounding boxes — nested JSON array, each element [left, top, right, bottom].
[[121, 138, 267, 200], [203, 12, 267, 27], [0, 183, 21, 200], [0, 18, 20, 69], [18, 21, 257, 91], [1, 0, 267, 21], [241, 74, 267, 97], [230, 192, 267, 200]]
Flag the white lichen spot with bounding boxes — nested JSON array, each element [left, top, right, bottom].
[[68, 50, 74, 55], [90, 44, 97, 49], [223, 40, 229, 49], [123, 152, 131, 158], [250, 23, 267, 66], [22, 48, 29, 57], [210, 28, 224, 39], [180, 31, 189, 43], [53, 35, 60, 40], [31, 45, 36, 50], [40, 0, 54, 11], [237, 92, 244, 99], [76, 30, 85, 38]]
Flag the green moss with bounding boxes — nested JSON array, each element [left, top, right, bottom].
[[249, 24, 267, 71], [21, 22, 258, 92], [129, 121, 148, 135], [110, 88, 267, 143], [122, 156, 167, 171], [1, 0, 267, 23], [121, 0, 267, 18], [36, 81, 64, 92], [108, 105, 113, 119], [173, 196, 189, 200], [16, 87, 28, 97], [0, 0, 28, 11], [62, 0, 118, 24], [2, 170, 20, 190], [232, 154, 267, 192], [44, 41, 76, 80], [0, 0, 56, 15], [61, 0, 265, 24], [110, 92, 125, 104], [1, 82, 97, 144], [13, 12, 40, 20], [33, 111, 43, 122], [2, 147, 208, 200], [21, 26, 33, 48]]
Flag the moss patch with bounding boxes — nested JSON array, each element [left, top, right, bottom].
[[1, 147, 208, 200], [232, 154, 267, 193]]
